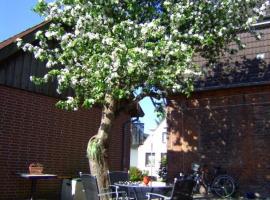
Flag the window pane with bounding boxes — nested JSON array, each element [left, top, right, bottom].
[[162, 132, 167, 143], [145, 153, 155, 167], [161, 153, 167, 160]]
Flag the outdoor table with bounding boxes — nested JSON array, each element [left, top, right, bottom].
[[115, 181, 173, 200], [19, 173, 57, 200]]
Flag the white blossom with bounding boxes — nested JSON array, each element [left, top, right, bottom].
[[71, 77, 78, 85], [57, 75, 65, 84], [61, 33, 73, 41], [184, 69, 201, 76], [147, 51, 153, 57], [246, 17, 254, 25], [102, 37, 113, 45], [22, 43, 34, 52], [86, 32, 99, 40], [75, 29, 80, 36], [19, 0, 270, 112], [43, 74, 49, 81], [218, 31, 223, 37], [66, 96, 74, 104], [35, 30, 43, 38], [180, 43, 188, 51], [34, 48, 45, 59], [46, 60, 53, 68], [56, 88, 61, 94], [45, 31, 56, 39], [16, 38, 23, 47]]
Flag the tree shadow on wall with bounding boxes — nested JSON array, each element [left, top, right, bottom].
[[167, 56, 270, 196], [197, 57, 270, 89]]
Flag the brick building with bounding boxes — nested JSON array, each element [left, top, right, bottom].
[[0, 23, 141, 199], [167, 22, 270, 196]]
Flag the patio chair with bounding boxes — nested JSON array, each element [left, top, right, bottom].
[[80, 174, 127, 200], [146, 178, 195, 200], [108, 171, 129, 184], [107, 171, 134, 199]]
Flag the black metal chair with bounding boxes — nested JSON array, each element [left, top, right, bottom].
[[108, 171, 135, 199], [108, 171, 129, 184], [146, 178, 195, 200], [81, 174, 127, 200]]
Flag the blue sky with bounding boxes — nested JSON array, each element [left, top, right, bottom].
[[0, 0, 42, 42], [0, 0, 158, 133]]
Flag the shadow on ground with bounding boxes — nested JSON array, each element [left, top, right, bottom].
[[194, 193, 270, 200]]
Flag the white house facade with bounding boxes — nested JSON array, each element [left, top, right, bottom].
[[137, 119, 167, 178]]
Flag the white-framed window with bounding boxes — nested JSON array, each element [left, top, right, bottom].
[[145, 153, 155, 167], [161, 153, 167, 161], [162, 132, 167, 143]]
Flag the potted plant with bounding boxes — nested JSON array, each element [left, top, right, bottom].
[[142, 170, 150, 185], [29, 163, 44, 174], [158, 157, 168, 182], [129, 167, 143, 182]]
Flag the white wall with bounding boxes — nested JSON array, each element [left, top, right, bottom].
[[130, 148, 138, 167], [137, 119, 167, 177]]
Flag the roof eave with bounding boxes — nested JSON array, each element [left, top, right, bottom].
[[0, 21, 49, 62]]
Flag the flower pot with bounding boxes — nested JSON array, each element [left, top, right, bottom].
[[29, 163, 44, 174], [143, 176, 151, 185]]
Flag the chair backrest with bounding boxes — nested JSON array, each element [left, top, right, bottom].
[[170, 179, 195, 200], [80, 174, 100, 200], [108, 171, 129, 184]]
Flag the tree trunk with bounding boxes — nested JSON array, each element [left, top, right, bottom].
[[87, 94, 116, 200]]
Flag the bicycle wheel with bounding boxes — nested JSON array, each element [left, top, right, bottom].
[[211, 175, 235, 198]]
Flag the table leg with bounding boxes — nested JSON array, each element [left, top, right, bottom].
[[30, 179, 37, 200], [132, 187, 138, 200]]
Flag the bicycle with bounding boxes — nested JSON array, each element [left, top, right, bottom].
[[190, 163, 236, 198]]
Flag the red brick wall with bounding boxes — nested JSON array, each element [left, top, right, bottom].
[[0, 85, 131, 200], [167, 85, 270, 197]]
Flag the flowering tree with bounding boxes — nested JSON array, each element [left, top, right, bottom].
[[17, 0, 269, 195]]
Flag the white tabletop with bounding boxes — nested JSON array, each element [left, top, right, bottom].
[[115, 181, 173, 199], [19, 173, 57, 178], [115, 181, 172, 188]]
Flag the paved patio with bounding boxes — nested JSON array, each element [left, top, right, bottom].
[[193, 194, 270, 200]]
